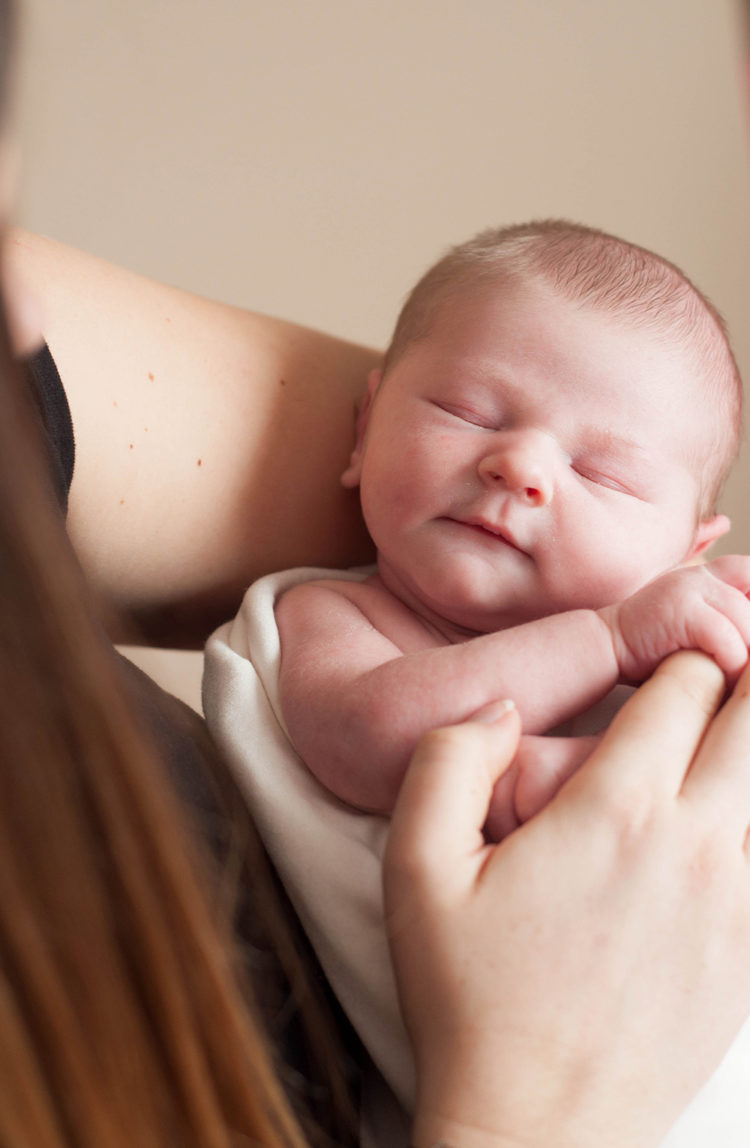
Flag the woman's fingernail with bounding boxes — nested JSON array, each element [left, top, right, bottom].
[[471, 698, 516, 724]]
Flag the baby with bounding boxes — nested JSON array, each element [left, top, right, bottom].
[[205, 220, 750, 1144], [275, 220, 750, 838]]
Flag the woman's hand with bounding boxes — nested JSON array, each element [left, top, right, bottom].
[[384, 652, 750, 1148]]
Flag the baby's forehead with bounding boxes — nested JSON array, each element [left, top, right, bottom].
[[424, 284, 719, 458], [426, 276, 701, 380], [385, 247, 740, 513]]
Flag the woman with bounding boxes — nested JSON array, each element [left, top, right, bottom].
[[4, 1, 750, 1145]]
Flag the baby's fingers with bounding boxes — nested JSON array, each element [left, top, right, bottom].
[[685, 601, 750, 681], [704, 554, 750, 596]]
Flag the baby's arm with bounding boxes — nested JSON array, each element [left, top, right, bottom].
[[278, 556, 750, 814], [276, 581, 622, 811]]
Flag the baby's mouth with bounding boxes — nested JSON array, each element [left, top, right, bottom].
[[452, 516, 524, 553]]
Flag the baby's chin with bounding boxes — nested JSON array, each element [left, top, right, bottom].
[[376, 551, 556, 635], [407, 587, 552, 641]]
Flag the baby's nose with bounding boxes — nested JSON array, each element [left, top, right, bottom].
[[478, 435, 554, 506]]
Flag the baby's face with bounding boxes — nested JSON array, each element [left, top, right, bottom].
[[345, 279, 721, 635]]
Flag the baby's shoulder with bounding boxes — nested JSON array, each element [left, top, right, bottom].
[[276, 574, 443, 653], [275, 573, 379, 616]]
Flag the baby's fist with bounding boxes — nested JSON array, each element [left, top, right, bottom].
[[599, 556, 750, 683]]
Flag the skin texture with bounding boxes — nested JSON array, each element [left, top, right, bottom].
[[4, 12, 750, 1140], [386, 652, 750, 1148], [7, 225, 750, 1143], [4, 228, 377, 646], [276, 280, 750, 822], [346, 282, 726, 633]]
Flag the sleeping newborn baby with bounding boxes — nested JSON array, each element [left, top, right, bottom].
[[277, 220, 749, 837], [206, 220, 750, 1147]]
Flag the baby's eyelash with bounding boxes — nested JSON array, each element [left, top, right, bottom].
[[573, 465, 605, 484], [573, 465, 631, 495], [433, 401, 495, 429]]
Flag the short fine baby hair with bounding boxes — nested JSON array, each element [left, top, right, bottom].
[[384, 220, 743, 515]]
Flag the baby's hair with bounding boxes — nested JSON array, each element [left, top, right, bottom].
[[384, 219, 743, 515]]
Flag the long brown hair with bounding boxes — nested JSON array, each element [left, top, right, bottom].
[[0, 271, 362, 1148], [0, 294, 324, 1148], [0, 4, 357, 1141]]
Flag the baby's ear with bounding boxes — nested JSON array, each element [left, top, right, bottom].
[[686, 513, 731, 562], [341, 367, 381, 488]]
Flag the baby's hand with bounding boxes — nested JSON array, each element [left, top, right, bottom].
[[485, 734, 601, 841], [599, 556, 750, 684]]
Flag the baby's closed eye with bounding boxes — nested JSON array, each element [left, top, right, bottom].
[[431, 399, 497, 430], [571, 460, 640, 497]]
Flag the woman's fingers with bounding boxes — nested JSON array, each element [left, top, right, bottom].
[[385, 701, 521, 905], [570, 650, 726, 806], [680, 657, 750, 836], [387, 662, 750, 1148]]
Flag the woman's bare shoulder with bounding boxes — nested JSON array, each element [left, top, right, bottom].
[[7, 229, 378, 645]]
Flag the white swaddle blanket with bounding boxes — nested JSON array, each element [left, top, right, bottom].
[[203, 567, 750, 1148]]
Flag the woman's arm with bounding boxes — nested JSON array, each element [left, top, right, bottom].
[[5, 228, 377, 645], [389, 653, 750, 1148]]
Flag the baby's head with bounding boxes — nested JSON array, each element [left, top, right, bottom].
[[384, 221, 742, 517], [344, 221, 744, 634]]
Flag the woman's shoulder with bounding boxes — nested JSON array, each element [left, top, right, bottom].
[[7, 228, 377, 647]]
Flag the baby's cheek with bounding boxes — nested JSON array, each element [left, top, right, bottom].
[[552, 528, 653, 611]]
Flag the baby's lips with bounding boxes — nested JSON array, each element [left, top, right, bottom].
[[459, 515, 525, 553]]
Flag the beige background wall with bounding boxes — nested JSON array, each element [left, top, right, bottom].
[[11, 1, 750, 704]]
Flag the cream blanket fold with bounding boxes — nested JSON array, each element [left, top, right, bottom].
[[203, 567, 750, 1148]]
